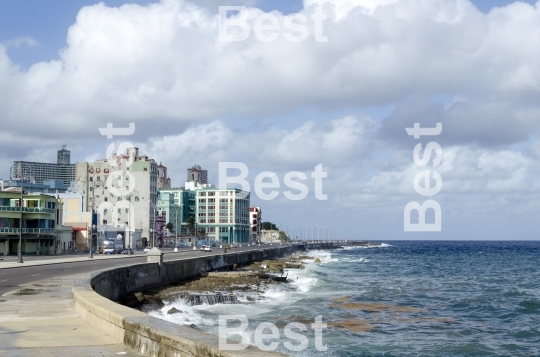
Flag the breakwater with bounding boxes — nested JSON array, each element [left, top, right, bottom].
[[73, 243, 340, 357]]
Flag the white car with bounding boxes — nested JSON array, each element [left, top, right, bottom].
[[200, 245, 212, 252], [144, 247, 151, 253]]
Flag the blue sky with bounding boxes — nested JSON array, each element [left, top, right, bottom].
[[0, 0, 537, 69]]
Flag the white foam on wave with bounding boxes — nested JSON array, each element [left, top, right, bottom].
[[290, 275, 319, 293], [149, 299, 214, 327], [357, 242, 392, 249], [196, 303, 273, 317]]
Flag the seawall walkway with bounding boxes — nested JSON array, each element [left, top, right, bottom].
[[0, 243, 341, 357]]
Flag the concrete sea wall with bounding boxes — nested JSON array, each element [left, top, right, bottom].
[[73, 244, 338, 357]]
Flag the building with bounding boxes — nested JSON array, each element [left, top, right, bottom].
[[195, 188, 250, 245], [0, 179, 69, 194], [12, 146, 76, 186], [57, 145, 70, 165], [75, 147, 158, 248], [187, 165, 208, 184], [0, 189, 69, 256], [157, 163, 171, 190], [249, 207, 262, 243]]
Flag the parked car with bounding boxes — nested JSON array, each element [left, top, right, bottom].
[[231, 243, 238, 248], [203, 245, 212, 252], [224, 244, 231, 249], [143, 247, 152, 253]]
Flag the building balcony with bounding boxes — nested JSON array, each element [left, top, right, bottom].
[[0, 206, 55, 214], [0, 228, 55, 234]]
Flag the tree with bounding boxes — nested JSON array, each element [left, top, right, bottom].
[[186, 216, 195, 234], [262, 221, 278, 230], [279, 231, 289, 242], [198, 228, 206, 238], [166, 222, 174, 232]]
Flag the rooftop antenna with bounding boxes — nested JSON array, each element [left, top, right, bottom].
[[62, 144, 67, 150]]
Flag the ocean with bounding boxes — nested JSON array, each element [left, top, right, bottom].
[[148, 241, 540, 356]]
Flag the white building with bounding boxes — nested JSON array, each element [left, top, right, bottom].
[[250, 207, 262, 243], [75, 147, 158, 248]]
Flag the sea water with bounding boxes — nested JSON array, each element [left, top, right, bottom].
[[148, 241, 540, 356]]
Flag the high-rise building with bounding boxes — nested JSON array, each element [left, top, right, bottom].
[[12, 146, 75, 186], [57, 145, 70, 165], [187, 165, 208, 184]]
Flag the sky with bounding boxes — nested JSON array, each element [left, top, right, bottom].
[[1, 0, 539, 240]]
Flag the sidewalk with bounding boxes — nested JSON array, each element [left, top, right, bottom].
[[0, 253, 143, 270], [0, 274, 144, 357]]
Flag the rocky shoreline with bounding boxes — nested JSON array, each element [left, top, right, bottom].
[[124, 252, 320, 316]]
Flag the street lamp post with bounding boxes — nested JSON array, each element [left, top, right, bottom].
[[122, 189, 139, 254], [193, 221, 198, 250], [173, 204, 179, 252]]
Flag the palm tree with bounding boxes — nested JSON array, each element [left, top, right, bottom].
[[186, 216, 195, 235]]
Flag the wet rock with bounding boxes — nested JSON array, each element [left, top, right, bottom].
[[315, 258, 322, 263], [134, 292, 145, 303], [167, 307, 182, 314]]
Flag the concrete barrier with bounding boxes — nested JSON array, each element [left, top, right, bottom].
[[73, 244, 338, 356]]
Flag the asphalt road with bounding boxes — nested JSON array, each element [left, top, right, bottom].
[[0, 245, 279, 296]]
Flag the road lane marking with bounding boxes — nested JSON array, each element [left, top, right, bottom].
[[31, 274, 41, 277], [0, 279, 7, 282]]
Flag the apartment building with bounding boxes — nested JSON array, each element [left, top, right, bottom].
[[75, 147, 158, 248], [195, 188, 250, 245], [12, 146, 76, 186]]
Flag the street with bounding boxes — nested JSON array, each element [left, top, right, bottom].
[[0, 244, 283, 296]]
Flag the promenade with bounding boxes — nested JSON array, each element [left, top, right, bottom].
[[0, 262, 144, 356]]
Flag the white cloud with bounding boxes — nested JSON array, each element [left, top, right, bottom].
[[5, 37, 40, 48], [0, 0, 539, 146]]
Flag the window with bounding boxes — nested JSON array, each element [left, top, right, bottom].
[[199, 213, 206, 217], [90, 177, 93, 182], [126, 209, 129, 213], [104, 209, 108, 215], [209, 199, 215, 203], [97, 176, 100, 181], [103, 219, 108, 224], [220, 205, 228, 210], [208, 219, 215, 223], [208, 192, 215, 196], [220, 212, 228, 217], [220, 199, 228, 203], [104, 197, 108, 202], [117, 197, 121, 201], [200, 219, 207, 223], [200, 192, 206, 196], [118, 209, 121, 213]]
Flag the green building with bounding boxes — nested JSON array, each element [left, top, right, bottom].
[[0, 190, 60, 255], [158, 188, 196, 236]]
